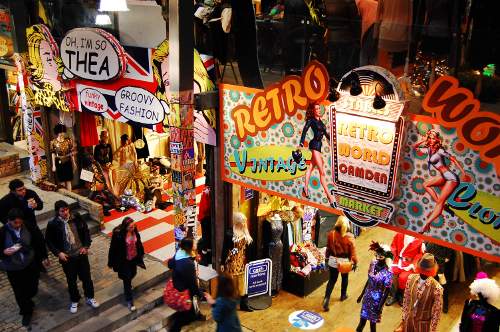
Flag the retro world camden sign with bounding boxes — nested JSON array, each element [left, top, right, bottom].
[[245, 259, 272, 298], [221, 62, 405, 228]]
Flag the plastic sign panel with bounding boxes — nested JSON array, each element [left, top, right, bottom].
[[221, 62, 404, 228], [60, 28, 127, 81], [245, 258, 272, 298], [288, 311, 324, 330]]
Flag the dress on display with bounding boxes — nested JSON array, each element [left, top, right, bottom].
[[360, 260, 393, 323], [223, 236, 249, 296], [376, 0, 412, 52], [50, 137, 74, 182], [267, 220, 284, 292]]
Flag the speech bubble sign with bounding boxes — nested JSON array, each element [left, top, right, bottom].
[[60, 28, 126, 81], [115, 86, 166, 125], [80, 88, 108, 113]]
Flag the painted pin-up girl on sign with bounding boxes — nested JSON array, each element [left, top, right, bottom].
[[299, 103, 335, 208], [414, 129, 467, 233], [27, 25, 71, 112]]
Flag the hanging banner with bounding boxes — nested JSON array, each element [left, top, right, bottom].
[[60, 28, 127, 81], [26, 24, 73, 112], [221, 62, 404, 228]]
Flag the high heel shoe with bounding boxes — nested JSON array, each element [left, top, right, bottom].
[[302, 187, 310, 199]]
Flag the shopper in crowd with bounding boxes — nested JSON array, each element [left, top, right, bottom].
[[45, 200, 99, 313], [108, 217, 146, 311], [0, 179, 50, 272], [356, 242, 393, 332], [322, 216, 358, 311], [167, 237, 204, 332], [0, 209, 46, 327], [205, 273, 242, 332], [460, 272, 500, 332]]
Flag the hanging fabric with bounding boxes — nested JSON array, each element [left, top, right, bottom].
[[79, 112, 99, 147]]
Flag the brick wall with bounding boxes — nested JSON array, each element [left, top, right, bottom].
[[0, 153, 21, 178]]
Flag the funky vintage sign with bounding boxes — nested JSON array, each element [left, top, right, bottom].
[[222, 62, 405, 227]]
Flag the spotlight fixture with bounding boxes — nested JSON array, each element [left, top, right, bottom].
[[328, 78, 340, 102], [98, 0, 129, 12], [349, 71, 362, 96], [373, 82, 386, 110], [95, 14, 112, 26]]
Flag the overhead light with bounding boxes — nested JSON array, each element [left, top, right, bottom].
[[349, 71, 362, 96], [99, 0, 129, 12], [373, 83, 386, 110], [328, 78, 340, 102], [95, 14, 112, 26]]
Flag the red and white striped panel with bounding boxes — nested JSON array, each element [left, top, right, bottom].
[[101, 176, 206, 262]]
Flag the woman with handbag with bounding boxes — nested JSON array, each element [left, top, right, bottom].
[[108, 217, 146, 311], [322, 216, 358, 311], [166, 237, 204, 332]]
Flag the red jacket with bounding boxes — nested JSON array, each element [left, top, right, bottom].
[[391, 233, 424, 273]]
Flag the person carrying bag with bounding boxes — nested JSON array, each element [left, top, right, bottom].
[[322, 216, 358, 311], [165, 237, 203, 332]]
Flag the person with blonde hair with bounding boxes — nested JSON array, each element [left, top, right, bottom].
[[322, 215, 357, 311], [221, 212, 254, 311]]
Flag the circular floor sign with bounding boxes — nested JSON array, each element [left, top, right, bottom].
[[288, 310, 324, 330]]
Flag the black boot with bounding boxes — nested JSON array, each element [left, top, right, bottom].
[[240, 295, 253, 312], [322, 297, 330, 312]]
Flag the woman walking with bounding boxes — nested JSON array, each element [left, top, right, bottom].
[[205, 273, 242, 332], [108, 217, 145, 311], [322, 216, 358, 311], [167, 237, 204, 332]]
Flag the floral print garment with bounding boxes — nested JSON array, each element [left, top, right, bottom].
[[360, 260, 393, 323]]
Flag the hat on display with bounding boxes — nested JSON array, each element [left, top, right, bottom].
[[416, 253, 438, 277], [369, 241, 393, 266], [469, 272, 500, 304]]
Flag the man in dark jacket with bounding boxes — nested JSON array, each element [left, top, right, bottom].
[[45, 200, 99, 314], [0, 179, 49, 271], [0, 209, 45, 327]]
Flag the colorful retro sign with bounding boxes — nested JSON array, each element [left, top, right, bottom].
[[0, 7, 14, 58], [221, 62, 405, 228]]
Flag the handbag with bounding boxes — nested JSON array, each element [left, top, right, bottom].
[[163, 278, 192, 312], [337, 258, 353, 274]]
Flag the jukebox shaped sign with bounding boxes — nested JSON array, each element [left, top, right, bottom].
[[330, 66, 406, 226]]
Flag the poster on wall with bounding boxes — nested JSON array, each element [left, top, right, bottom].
[[221, 62, 404, 228], [0, 7, 14, 58], [392, 76, 500, 261]]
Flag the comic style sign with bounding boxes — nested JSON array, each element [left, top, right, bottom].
[[60, 28, 127, 81]]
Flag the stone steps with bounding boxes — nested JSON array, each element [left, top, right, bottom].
[[65, 281, 172, 332], [113, 305, 174, 332], [34, 260, 169, 332]]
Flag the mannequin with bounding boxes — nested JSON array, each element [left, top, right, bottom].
[[263, 213, 284, 295], [51, 123, 76, 191], [221, 212, 253, 312], [112, 134, 138, 196], [460, 272, 500, 332], [93, 130, 113, 193], [356, 242, 393, 332], [398, 253, 443, 332], [386, 233, 424, 306]]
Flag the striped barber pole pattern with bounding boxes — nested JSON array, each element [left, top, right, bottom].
[[101, 176, 206, 263]]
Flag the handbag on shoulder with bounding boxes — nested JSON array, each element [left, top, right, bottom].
[[163, 278, 192, 312]]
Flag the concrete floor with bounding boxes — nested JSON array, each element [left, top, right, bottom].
[[238, 226, 500, 332]]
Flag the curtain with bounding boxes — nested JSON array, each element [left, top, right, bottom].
[[102, 118, 133, 152]]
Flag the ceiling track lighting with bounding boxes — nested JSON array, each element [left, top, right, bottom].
[[328, 78, 340, 102], [372, 82, 386, 110], [349, 71, 362, 96]]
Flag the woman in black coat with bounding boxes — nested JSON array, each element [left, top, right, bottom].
[[108, 217, 145, 311]]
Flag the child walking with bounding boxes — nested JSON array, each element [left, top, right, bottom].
[[205, 273, 242, 332]]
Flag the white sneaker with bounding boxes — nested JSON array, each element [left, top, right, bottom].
[[86, 298, 100, 309], [70, 302, 78, 314]]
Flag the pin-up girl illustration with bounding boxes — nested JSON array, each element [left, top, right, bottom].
[[299, 103, 335, 208], [27, 25, 70, 112], [414, 130, 467, 233]]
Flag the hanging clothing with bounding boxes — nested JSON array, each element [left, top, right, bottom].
[[263, 219, 284, 292], [376, 0, 412, 52], [79, 112, 99, 147]]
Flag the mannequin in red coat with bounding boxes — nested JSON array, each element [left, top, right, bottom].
[[386, 233, 425, 306]]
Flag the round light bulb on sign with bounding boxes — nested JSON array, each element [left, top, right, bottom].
[[98, 0, 129, 12], [95, 14, 112, 26]]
